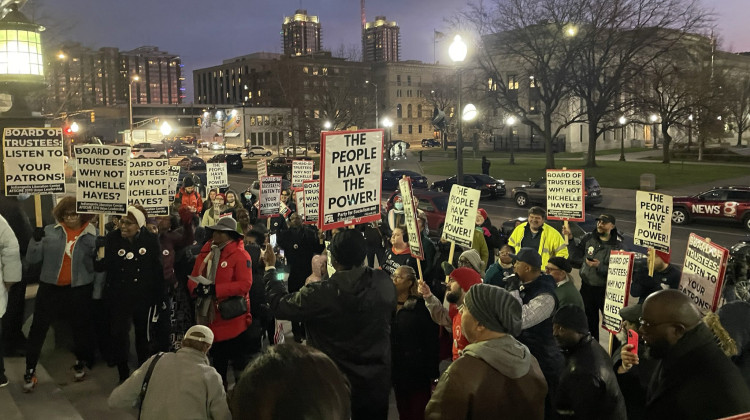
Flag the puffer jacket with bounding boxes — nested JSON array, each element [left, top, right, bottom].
[[27, 222, 97, 288], [570, 228, 623, 287], [555, 335, 627, 419], [0, 214, 21, 317], [189, 239, 253, 342]]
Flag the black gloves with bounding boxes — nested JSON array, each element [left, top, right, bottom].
[[195, 284, 215, 297], [33, 227, 45, 242], [95, 236, 106, 249]]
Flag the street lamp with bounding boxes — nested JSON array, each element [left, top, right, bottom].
[[649, 114, 659, 149], [449, 35, 467, 186], [382, 117, 393, 170], [618, 116, 627, 161], [687, 114, 693, 151], [128, 74, 140, 146], [506, 116, 516, 164], [463, 104, 477, 121], [216, 110, 226, 153], [365, 80, 378, 129]]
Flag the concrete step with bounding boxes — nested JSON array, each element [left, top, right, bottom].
[[0, 370, 24, 420], [4, 356, 83, 420]]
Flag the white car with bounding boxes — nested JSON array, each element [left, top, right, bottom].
[[285, 145, 307, 155], [246, 146, 273, 157], [130, 147, 167, 159]]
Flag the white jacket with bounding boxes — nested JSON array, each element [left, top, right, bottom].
[[0, 214, 21, 318], [108, 347, 231, 420]]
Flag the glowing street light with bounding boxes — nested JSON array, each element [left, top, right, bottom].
[[160, 121, 172, 137], [618, 116, 627, 161], [449, 34, 468, 185], [506, 116, 516, 164], [462, 104, 477, 121]]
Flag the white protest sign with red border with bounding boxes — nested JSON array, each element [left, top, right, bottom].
[[441, 184, 481, 248], [319, 129, 383, 230], [546, 169, 584, 222], [259, 175, 282, 218], [303, 180, 320, 225], [292, 160, 314, 188], [602, 250, 634, 333], [679, 233, 728, 313], [398, 177, 424, 260], [634, 191, 672, 252]]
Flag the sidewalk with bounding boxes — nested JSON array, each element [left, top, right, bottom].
[[398, 148, 750, 212]]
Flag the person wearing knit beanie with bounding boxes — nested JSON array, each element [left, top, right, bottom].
[[458, 249, 485, 274], [464, 284, 522, 337], [449, 267, 482, 293], [552, 305, 590, 338]]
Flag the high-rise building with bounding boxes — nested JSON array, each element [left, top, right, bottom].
[[121, 46, 183, 105], [282, 9, 322, 57], [363, 16, 400, 63]]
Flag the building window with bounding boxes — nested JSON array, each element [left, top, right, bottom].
[[417, 105, 422, 118], [398, 125, 403, 134], [488, 78, 498, 91], [397, 104, 402, 118], [407, 75, 411, 86], [407, 90, 412, 97], [508, 75, 518, 90], [407, 104, 412, 118], [396, 89, 402, 97], [397, 75, 401, 86], [408, 125, 413, 134], [418, 125, 422, 133]]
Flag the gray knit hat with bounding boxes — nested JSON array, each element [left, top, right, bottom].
[[459, 249, 485, 273], [464, 284, 522, 336]]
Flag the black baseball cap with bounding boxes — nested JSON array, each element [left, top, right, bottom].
[[596, 214, 616, 224], [509, 247, 542, 270]]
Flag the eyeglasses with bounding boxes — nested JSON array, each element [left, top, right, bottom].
[[638, 317, 677, 329], [63, 212, 79, 218]]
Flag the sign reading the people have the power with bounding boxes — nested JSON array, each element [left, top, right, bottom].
[[546, 169, 584, 221], [634, 191, 672, 252], [602, 251, 634, 333], [398, 177, 424, 260], [303, 180, 320, 225], [319, 129, 383, 230], [292, 160, 314, 188], [441, 185, 481, 248], [128, 159, 170, 215], [3, 127, 66, 195], [75, 144, 130, 214], [259, 175, 282, 218], [679, 233, 729, 313], [206, 162, 228, 190]]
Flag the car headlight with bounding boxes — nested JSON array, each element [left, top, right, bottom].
[[499, 180, 505, 185]]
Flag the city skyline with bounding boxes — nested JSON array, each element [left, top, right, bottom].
[[32, 0, 750, 102]]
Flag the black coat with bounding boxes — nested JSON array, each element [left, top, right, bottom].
[[646, 322, 750, 420], [391, 296, 439, 386], [556, 335, 627, 420], [100, 228, 165, 306], [277, 225, 324, 292]]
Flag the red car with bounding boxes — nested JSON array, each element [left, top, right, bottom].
[[384, 190, 449, 237], [672, 186, 750, 231]]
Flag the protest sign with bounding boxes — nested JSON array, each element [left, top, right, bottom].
[[546, 169, 584, 221], [257, 158, 267, 178], [441, 184, 481, 248], [602, 251, 634, 333], [168, 165, 181, 197], [128, 158, 170, 216], [303, 180, 320, 225], [292, 159, 314, 188], [319, 129, 383, 230], [295, 189, 305, 219], [679, 233, 728, 312], [206, 162, 228, 190], [398, 177, 424, 260], [3, 127, 65, 195], [75, 144, 130, 214], [259, 175, 282, 218], [634, 191, 672, 252]]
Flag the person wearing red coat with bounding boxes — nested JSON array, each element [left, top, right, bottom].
[[189, 216, 253, 388]]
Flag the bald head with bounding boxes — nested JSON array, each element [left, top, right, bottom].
[[643, 289, 702, 328]]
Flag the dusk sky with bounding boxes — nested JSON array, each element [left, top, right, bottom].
[[30, 0, 750, 101]]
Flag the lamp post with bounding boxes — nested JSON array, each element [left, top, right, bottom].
[[366, 80, 378, 129], [449, 35, 467, 186], [618, 116, 627, 161], [687, 114, 693, 151], [128, 75, 140, 146], [506, 116, 516, 164], [650, 114, 659, 149]]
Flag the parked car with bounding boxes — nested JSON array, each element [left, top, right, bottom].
[[421, 138, 441, 147], [176, 156, 207, 197], [209, 142, 226, 151], [268, 156, 316, 180], [285, 145, 307, 155], [168, 144, 199, 157], [382, 169, 429, 190], [130, 147, 167, 159], [245, 145, 273, 157], [384, 189, 449, 237], [672, 186, 750, 231], [429, 173, 506, 199], [207, 153, 244, 172], [511, 176, 603, 208], [310, 143, 321, 153]]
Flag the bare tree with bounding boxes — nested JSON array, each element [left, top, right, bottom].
[[725, 76, 750, 147]]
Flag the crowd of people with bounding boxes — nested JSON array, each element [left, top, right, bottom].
[[0, 180, 749, 420]]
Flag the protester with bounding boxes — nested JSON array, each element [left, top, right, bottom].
[[419, 267, 482, 360], [546, 256, 584, 310], [265, 229, 396, 420], [390, 266, 439, 420], [231, 343, 351, 420], [630, 250, 681, 304], [387, 194, 405, 236], [0, 214, 21, 387], [564, 213, 622, 340], [202, 193, 227, 227], [485, 244, 515, 287], [717, 300, 750, 388], [362, 221, 385, 268], [416, 210, 437, 284], [189, 217, 253, 388], [239, 186, 258, 224], [441, 248, 485, 278], [280, 188, 296, 216], [638, 290, 750, 419], [425, 284, 547, 420], [108, 325, 231, 420], [305, 254, 328, 285], [23, 197, 97, 391], [224, 190, 243, 213], [508, 206, 568, 269], [382, 226, 417, 276], [614, 304, 656, 420], [552, 305, 627, 419], [101, 205, 167, 383], [506, 247, 564, 401], [174, 177, 203, 216], [481, 155, 491, 175], [277, 212, 325, 342], [202, 188, 218, 218], [476, 208, 501, 269]]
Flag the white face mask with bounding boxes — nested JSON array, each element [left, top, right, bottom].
[[394, 202, 403, 210], [245, 193, 252, 200]]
